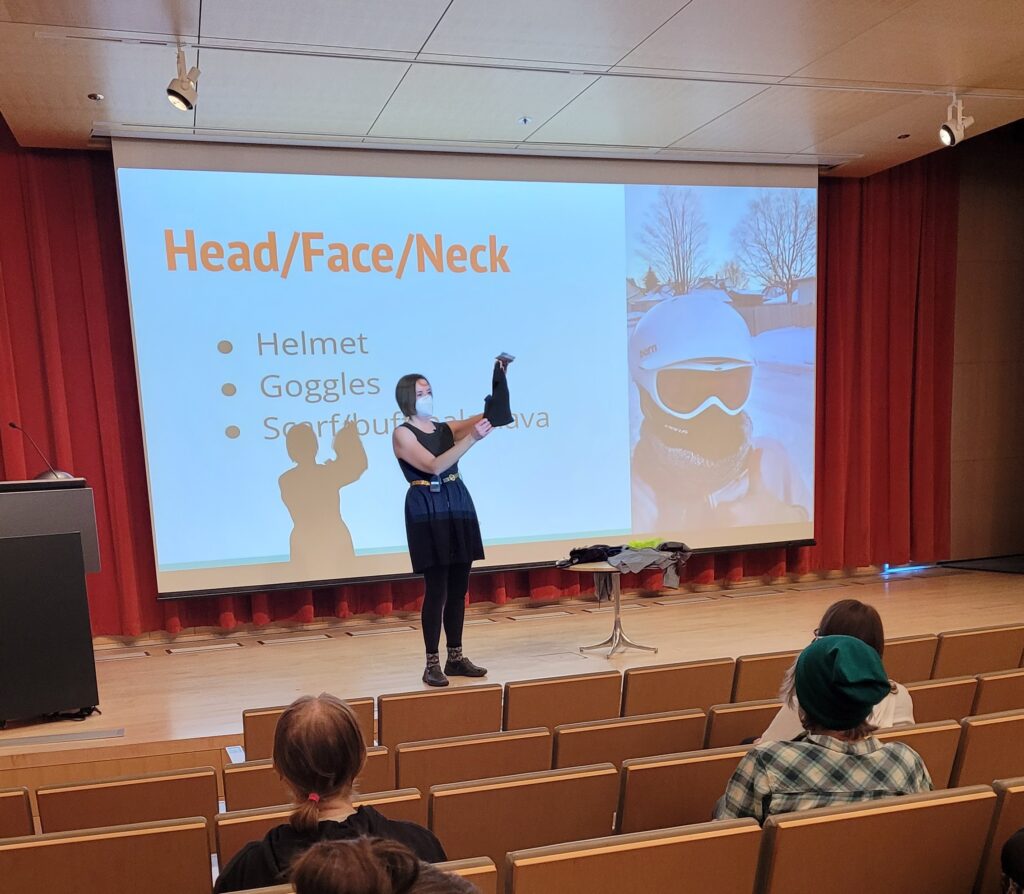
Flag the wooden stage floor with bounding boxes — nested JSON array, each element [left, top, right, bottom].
[[2, 567, 1023, 800]]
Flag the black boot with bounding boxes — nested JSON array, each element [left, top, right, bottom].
[[444, 656, 488, 677], [423, 663, 449, 687]]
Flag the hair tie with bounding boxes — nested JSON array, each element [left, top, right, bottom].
[[307, 792, 320, 804]]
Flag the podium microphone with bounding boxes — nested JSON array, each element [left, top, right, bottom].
[[7, 421, 74, 480]]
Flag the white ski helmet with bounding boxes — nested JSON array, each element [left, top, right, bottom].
[[629, 294, 755, 420]]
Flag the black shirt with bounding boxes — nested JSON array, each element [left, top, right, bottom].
[[214, 806, 447, 892]]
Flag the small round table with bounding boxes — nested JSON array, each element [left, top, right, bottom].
[[567, 561, 659, 658]]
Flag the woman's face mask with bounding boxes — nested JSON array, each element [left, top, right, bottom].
[[414, 394, 433, 418]]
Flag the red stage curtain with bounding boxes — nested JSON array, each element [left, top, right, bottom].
[[0, 117, 957, 637]]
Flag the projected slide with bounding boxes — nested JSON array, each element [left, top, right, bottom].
[[115, 165, 816, 594]]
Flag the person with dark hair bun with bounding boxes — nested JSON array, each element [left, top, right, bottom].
[[393, 368, 503, 687], [214, 694, 445, 893], [292, 838, 477, 894], [758, 598, 915, 743]]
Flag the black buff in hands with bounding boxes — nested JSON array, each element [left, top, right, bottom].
[[483, 361, 513, 426]]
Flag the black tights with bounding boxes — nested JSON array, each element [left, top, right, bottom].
[[421, 563, 471, 654]]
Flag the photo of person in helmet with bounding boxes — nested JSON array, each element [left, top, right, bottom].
[[628, 293, 811, 533]]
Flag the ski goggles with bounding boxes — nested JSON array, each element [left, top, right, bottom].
[[654, 362, 753, 419]]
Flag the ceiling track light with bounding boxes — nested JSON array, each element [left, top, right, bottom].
[[939, 95, 974, 147], [167, 46, 200, 111]]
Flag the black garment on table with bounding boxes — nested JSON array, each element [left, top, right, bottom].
[[398, 422, 484, 572], [483, 361, 513, 426], [213, 805, 447, 893]]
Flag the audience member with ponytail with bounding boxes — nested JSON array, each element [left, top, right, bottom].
[[292, 838, 475, 894], [215, 694, 445, 893]]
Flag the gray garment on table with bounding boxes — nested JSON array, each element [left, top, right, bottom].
[[607, 548, 682, 588]]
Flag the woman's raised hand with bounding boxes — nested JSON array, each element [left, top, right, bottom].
[[472, 419, 493, 440]]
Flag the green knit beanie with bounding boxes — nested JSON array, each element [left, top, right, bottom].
[[795, 635, 891, 730]]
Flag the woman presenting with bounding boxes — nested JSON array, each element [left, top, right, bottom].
[[392, 372, 495, 686]]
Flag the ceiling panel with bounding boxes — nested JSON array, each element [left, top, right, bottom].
[[194, 49, 409, 137], [422, 0, 685, 66], [369, 63, 597, 142], [527, 76, 767, 147], [673, 85, 920, 153], [796, 0, 1024, 88], [0, 0, 197, 34], [200, 1, 449, 53], [620, 0, 916, 77], [0, 22, 191, 147]]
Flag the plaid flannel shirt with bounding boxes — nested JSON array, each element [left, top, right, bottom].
[[714, 733, 932, 825]]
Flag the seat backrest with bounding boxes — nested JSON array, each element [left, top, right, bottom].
[[378, 684, 502, 750], [705, 699, 783, 748], [243, 696, 375, 759], [873, 721, 963, 788], [0, 788, 32, 839], [618, 744, 752, 833], [976, 777, 1024, 894], [973, 668, 1024, 716], [951, 710, 1024, 786], [36, 767, 218, 848], [223, 745, 391, 811], [396, 728, 552, 795], [0, 817, 211, 894], [506, 819, 761, 894], [731, 650, 797, 702], [215, 788, 425, 866], [429, 764, 619, 886], [503, 672, 622, 731], [436, 857, 498, 894], [905, 675, 978, 723], [882, 634, 939, 683], [553, 709, 706, 769], [760, 787, 997, 894], [932, 624, 1024, 678], [621, 658, 735, 715]]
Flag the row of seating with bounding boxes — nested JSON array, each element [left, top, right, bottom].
[[4, 705, 1022, 855], [2, 778, 1022, 894], [241, 627, 1024, 757]]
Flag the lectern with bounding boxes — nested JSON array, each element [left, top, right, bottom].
[[0, 479, 100, 727]]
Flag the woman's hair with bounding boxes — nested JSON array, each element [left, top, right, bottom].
[[273, 694, 367, 835], [780, 598, 893, 713], [292, 838, 476, 894], [395, 374, 428, 418]]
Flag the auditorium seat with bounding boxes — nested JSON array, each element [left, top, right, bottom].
[[396, 728, 552, 795], [730, 650, 797, 702], [506, 819, 761, 894], [36, 767, 218, 848], [553, 709, 706, 769], [973, 668, 1024, 715], [873, 720, 962, 788], [905, 675, 978, 723], [704, 699, 783, 748], [618, 744, 751, 833], [0, 816, 211, 894], [881, 633, 938, 683], [428, 764, 619, 885], [437, 857, 498, 894], [503, 671, 622, 731], [951, 710, 1024, 786], [215, 788, 425, 865], [223, 745, 391, 811], [243, 695, 375, 758], [620, 658, 735, 715], [977, 777, 1024, 894], [931, 624, 1024, 678], [759, 787, 997, 894], [378, 684, 502, 750], [0, 788, 33, 838]]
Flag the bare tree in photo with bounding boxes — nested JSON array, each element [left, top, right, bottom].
[[716, 259, 749, 290], [733, 191, 817, 302], [641, 187, 709, 295]]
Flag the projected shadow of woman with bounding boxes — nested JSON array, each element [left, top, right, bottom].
[[279, 421, 367, 578]]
